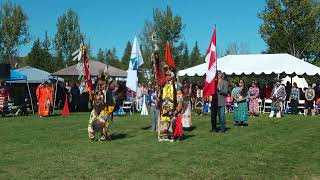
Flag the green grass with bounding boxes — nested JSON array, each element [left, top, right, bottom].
[[0, 112, 319, 179]]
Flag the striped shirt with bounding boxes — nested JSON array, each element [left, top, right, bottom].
[[290, 87, 300, 101]]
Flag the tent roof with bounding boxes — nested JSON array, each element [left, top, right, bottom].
[[3, 70, 27, 81], [16, 66, 64, 83], [178, 53, 320, 76], [52, 60, 127, 77]]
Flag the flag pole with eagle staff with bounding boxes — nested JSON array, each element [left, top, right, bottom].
[[72, 35, 93, 100]]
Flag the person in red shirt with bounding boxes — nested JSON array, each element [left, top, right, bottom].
[[0, 81, 10, 116]]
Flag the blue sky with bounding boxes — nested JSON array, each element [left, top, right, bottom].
[[11, 0, 267, 57]]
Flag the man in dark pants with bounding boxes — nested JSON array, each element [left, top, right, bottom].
[[210, 71, 228, 132]]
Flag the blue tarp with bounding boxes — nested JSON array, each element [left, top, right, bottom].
[[4, 70, 27, 81]]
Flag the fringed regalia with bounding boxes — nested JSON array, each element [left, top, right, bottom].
[[269, 83, 286, 118], [159, 77, 175, 141], [87, 73, 114, 141]]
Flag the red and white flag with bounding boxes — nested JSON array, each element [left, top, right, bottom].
[[203, 26, 217, 98]]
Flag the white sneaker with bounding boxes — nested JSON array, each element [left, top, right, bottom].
[[269, 111, 274, 118]]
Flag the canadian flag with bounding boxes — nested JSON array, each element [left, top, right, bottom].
[[203, 26, 217, 98]]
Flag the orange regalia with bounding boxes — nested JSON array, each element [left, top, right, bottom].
[[36, 83, 53, 117]]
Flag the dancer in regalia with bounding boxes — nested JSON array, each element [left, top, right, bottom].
[[36, 81, 53, 117], [159, 70, 176, 141], [269, 81, 286, 118], [87, 73, 114, 141]]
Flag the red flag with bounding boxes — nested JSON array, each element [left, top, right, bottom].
[[160, 42, 175, 85], [164, 42, 175, 69], [203, 26, 217, 98], [83, 48, 92, 97]]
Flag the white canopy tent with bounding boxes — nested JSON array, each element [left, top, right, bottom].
[[281, 75, 308, 88], [178, 53, 320, 76], [16, 66, 64, 83]]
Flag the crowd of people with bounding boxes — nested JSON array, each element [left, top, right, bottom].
[[1, 71, 320, 142]]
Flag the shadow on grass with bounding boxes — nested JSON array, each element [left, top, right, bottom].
[[110, 133, 129, 140], [49, 113, 62, 117], [181, 134, 195, 140], [183, 126, 196, 132], [141, 126, 151, 130]]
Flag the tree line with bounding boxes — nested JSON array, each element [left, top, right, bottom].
[[0, 0, 319, 74]]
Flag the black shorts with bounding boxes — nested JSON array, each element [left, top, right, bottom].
[[305, 100, 314, 109]]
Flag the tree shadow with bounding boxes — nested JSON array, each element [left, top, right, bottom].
[[183, 126, 196, 132], [141, 126, 151, 130], [110, 133, 129, 140]]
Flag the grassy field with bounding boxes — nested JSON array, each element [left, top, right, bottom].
[[0, 112, 319, 179]]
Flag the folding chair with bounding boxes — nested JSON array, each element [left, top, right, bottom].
[[122, 101, 133, 115], [285, 101, 291, 114], [298, 100, 305, 115], [263, 99, 272, 113], [258, 98, 263, 113]]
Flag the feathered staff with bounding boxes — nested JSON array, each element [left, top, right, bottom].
[[72, 38, 93, 99]]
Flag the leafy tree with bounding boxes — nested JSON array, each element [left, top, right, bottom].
[[105, 48, 122, 69], [96, 48, 105, 63], [27, 38, 54, 72], [224, 42, 250, 55], [42, 31, 51, 52], [141, 6, 185, 69], [188, 42, 204, 67], [54, 9, 82, 66], [176, 43, 189, 70], [54, 51, 65, 70], [258, 0, 320, 60], [0, 1, 30, 64], [120, 41, 132, 69]]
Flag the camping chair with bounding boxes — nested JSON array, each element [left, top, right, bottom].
[[263, 99, 272, 113], [122, 101, 133, 115]]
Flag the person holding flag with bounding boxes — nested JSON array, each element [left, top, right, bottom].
[[203, 26, 228, 133]]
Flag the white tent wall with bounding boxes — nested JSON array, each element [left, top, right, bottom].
[[281, 75, 308, 88], [178, 54, 320, 76]]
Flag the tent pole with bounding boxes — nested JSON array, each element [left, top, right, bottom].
[[26, 81, 34, 115], [53, 75, 58, 114]]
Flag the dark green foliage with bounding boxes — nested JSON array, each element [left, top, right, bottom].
[[258, 0, 320, 60], [188, 41, 204, 68], [105, 48, 122, 69], [96, 48, 105, 63], [54, 9, 82, 66], [120, 41, 132, 70], [0, 1, 30, 64], [27, 38, 54, 72], [141, 6, 185, 69]]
